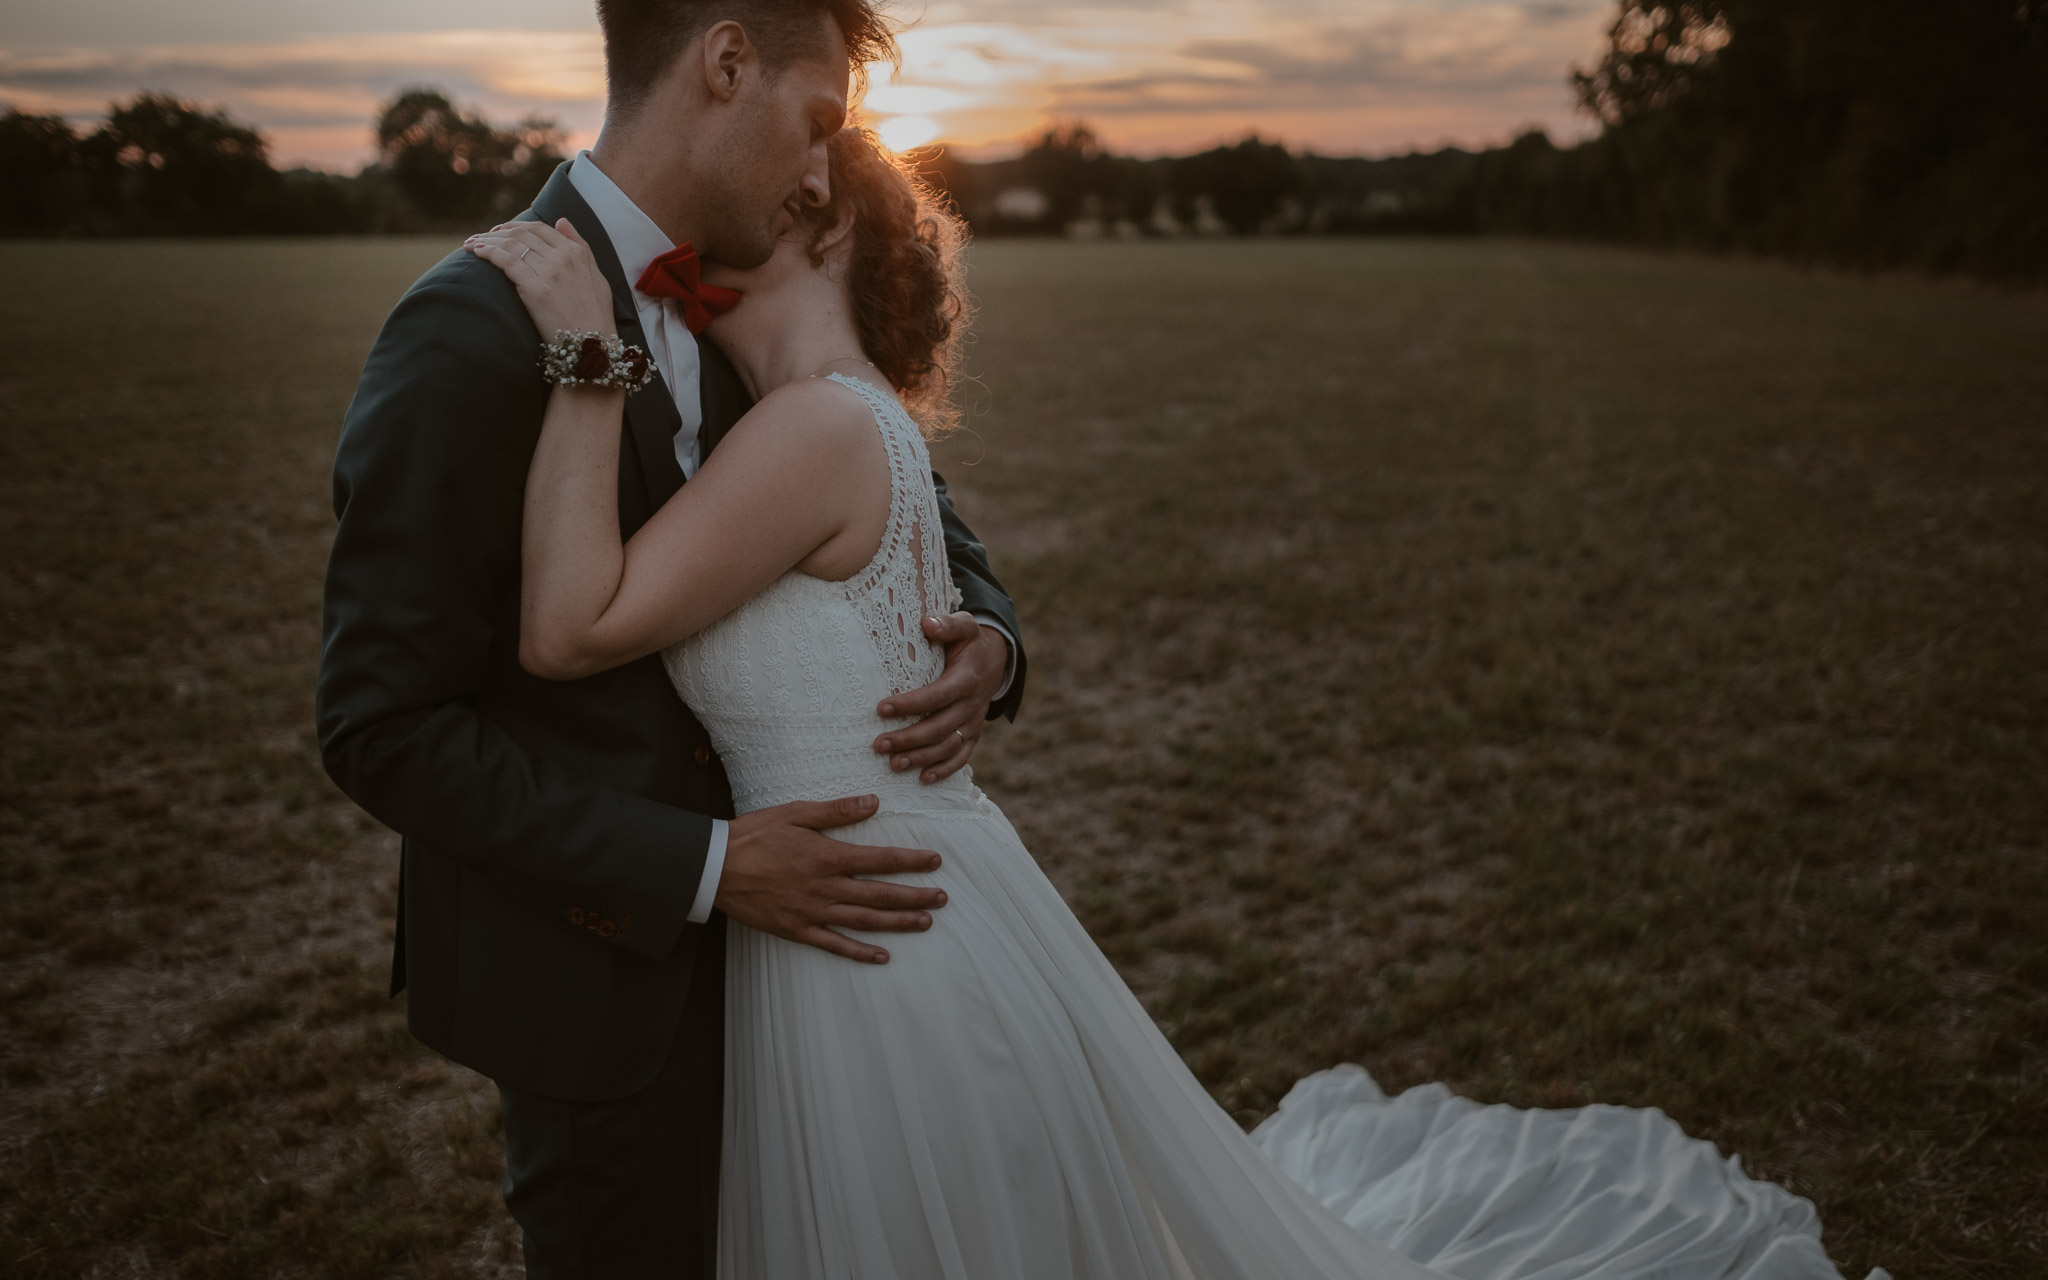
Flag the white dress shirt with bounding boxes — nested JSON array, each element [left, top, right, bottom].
[[570, 153, 712, 479], [566, 152, 1015, 925]]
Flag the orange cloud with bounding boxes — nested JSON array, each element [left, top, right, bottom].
[[0, 3, 1612, 170]]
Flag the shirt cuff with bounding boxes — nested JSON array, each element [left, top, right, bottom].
[[969, 611, 1018, 702], [685, 818, 729, 924]]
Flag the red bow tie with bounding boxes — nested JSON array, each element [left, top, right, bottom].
[[635, 244, 742, 335]]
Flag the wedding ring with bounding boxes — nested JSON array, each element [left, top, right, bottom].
[[955, 730, 966, 743], [519, 246, 532, 259]]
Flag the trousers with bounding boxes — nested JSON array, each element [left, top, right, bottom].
[[497, 914, 727, 1278]]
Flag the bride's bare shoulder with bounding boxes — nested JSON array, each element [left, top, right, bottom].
[[715, 374, 889, 473], [702, 374, 893, 580], [700, 374, 892, 493]]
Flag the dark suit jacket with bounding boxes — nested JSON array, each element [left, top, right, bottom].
[[317, 164, 1026, 1102]]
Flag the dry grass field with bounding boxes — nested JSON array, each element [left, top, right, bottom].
[[1, 235, 2043, 1278]]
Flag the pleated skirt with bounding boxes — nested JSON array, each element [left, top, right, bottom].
[[717, 794, 1860, 1280]]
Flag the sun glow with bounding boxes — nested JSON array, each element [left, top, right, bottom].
[[874, 114, 942, 153]]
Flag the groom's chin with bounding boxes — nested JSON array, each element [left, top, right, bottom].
[[708, 226, 782, 273]]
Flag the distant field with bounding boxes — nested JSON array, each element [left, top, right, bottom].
[[1, 236, 2043, 1278]]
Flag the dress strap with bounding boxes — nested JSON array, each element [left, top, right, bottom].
[[819, 372, 961, 690], [821, 371, 924, 537], [823, 371, 913, 442]]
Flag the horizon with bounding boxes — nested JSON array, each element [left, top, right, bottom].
[[0, 0, 1611, 171]]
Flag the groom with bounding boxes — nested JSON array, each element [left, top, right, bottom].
[[316, 1, 1026, 1274]]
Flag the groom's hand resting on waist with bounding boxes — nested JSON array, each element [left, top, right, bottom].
[[715, 794, 946, 965], [872, 613, 1011, 784]]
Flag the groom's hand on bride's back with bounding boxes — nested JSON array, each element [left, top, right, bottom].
[[872, 613, 1012, 784], [716, 795, 947, 964]]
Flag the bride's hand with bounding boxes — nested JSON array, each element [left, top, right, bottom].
[[465, 218, 615, 338]]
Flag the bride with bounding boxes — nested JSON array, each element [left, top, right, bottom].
[[465, 127, 1870, 1280]]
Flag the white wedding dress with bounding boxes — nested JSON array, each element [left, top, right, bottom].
[[663, 374, 1872, 1280]]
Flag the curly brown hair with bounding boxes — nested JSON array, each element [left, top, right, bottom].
[[805, 127, 971, 435]]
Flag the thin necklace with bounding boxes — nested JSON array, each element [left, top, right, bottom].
[[805, 356, 878, 380]]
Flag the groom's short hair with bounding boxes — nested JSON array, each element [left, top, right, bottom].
[[597, 0, 894, 114]]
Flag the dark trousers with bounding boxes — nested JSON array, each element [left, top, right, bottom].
[[497, 915, 726, 1278]]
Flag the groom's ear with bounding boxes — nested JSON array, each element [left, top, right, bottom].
[[699, 19, 757, 103]]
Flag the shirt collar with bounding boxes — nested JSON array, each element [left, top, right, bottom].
[[567, 151, 674, 289]]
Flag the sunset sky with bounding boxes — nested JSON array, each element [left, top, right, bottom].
[[0, 0, 1613, 169]]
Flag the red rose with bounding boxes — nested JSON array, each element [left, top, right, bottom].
[[574, 336, 610, 380], [624, 350, 650, 385]]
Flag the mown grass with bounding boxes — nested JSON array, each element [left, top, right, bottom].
[[944, 240, 2048, 1278], [1, 236, 2043, 1276], [0, 239, 518, 1277]]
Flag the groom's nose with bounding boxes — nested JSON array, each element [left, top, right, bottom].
[[799, 151, 831, 209]]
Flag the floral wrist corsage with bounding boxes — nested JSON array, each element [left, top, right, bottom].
[[540, 330, 656, 392]]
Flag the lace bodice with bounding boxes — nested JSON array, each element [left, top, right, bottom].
[[662, 373, 976, 816]]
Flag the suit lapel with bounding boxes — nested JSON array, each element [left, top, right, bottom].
[[528, 166, 689, 518]]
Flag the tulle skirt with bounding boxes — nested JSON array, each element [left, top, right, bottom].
[[717, 791, 1867, 1280]]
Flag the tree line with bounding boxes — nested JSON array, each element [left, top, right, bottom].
[[3, 1, 2041, 280], [921, 0, 2045, 280], [0, 89, 566, 235]]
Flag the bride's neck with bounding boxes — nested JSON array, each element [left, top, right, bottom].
[[715, 291, 867, 403]]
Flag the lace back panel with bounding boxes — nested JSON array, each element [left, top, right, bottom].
[[827, 374, 962, 697], [661, 373, 973, 815]]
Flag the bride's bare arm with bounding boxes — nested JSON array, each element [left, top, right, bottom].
[[468, 219, 885, 682], [521, 376, 881, 678]]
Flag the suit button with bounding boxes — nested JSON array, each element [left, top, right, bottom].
[[598, 919, 617, 937], [693, 745, 711, 766], [568, 907, 585, 925]]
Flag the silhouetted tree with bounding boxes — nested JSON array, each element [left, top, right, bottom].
[[1571, 1, 1731, 127], [1016, 122, 1102, 230], [912, 124, 1162, 235], [1168, 137, 1302, 235], [1100, 155, 1165, 232], [1545, 0, 2048, 276], [0, 111, 87, 232], [91, 93, 280, 233], [374, 89, 565, 227], [499, 115, 571, 216]]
